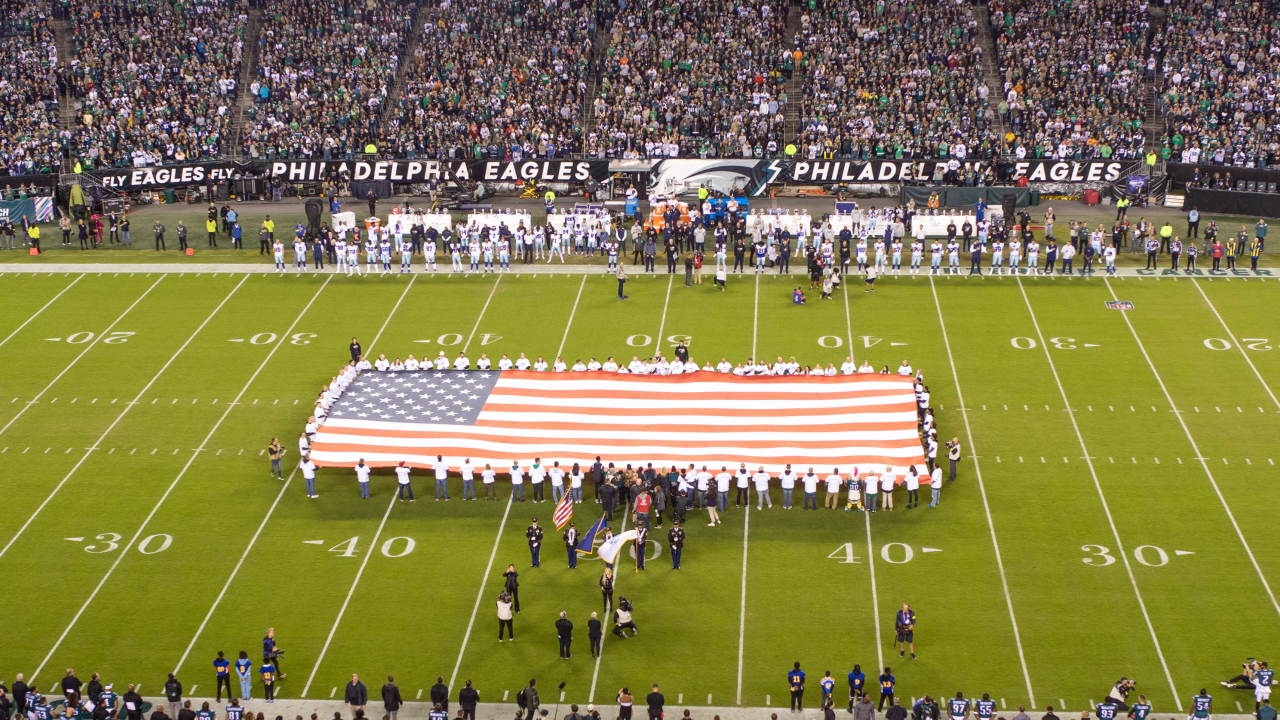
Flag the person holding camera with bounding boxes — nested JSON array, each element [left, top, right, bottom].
[[1104, 679, 1135, 711], [612, 597, 637, 638], [262, 629, 284, 679], [895, 605, 916, 659], [947, 439, 961, 482], [497, 592, 514, 642]]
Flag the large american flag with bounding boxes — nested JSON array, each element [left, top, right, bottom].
[[308, 371, 927, 474]]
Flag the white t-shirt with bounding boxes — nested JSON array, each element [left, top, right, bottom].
[[499, 357, 514, 370], [300, 459, 316, 479], [696, 471, 712, 491], [511, 465, 524, 484], [355, 464, 371, 483], [881, 472, 896, 493], [736, 469, 751, 488], [570, 471, 583, 488], [549, 467, 565, 487], [825, 474, 842, 492], [460, 463, 474, 481], [530, 465, 546, 484], [482, 468, 496, 484], [395, 466, 411, 485], [753, 472, 770, 491], [905, 472, 920, 491], [715, 472, 733, 492], [865, 475, 879, 495], [930, 467, 942, 488], [802, 473, 819, 493], [433, 461, 449, 480], [779, 470, 796, 489]]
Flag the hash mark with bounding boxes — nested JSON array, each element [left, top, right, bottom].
[[1154, 457, 1160, 465], [1131, 457, 1137, 464], [151, 449, 157, 455], [1109, 457, 1114, 463], [1018, 456, 1023, 462], [1223, 458, 1229, 465], [1238, 407, 1243, 412], [1040, 457, 1045, 463], [130, 448, 136, 454], [1246, 458, 1252, 465]]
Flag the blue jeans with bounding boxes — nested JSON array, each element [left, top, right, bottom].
[[717, 490, 728, 512], [435, 479, 450, 499], [637, 512, 649, 530], [239, 676, 252, 699], [513, 484, 524, 501], [399, 482, 415, 500], [305, 477, 316, 495], [783, 488, 793, 508], [803, 491, 816, 510], [931, 487, 940, 505], [359, 481, 369, 499], [867, 494, 877, 511], [552, 485, 565, 503], [756, 489, 771, 509], [271, 458, 282, 478], [571, 487, 582, 502], [462, 480, 475, 500]]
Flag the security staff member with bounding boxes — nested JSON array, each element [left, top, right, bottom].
[[177, 220, 189, 251], [668, 522, 684, 569], [526, 519, 543, 567], [154, 221, 167, 250], [564, 523, 579, 569], [1159, 222, 1173, 254], [733, 237, 746, 272]]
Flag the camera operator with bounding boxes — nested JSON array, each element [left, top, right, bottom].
[[1225, 661, 1268, 691], [612, 597, 637, 638], [912, 696, 939, 720], [263, 629, 285, 679], [1104, 678, 1135, 711]]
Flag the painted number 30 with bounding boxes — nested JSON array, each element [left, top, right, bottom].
[[1082, 544, 1170, 566]]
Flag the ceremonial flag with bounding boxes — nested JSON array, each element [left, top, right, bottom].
[[575, 515, 609, 555], [553, 493, 574, 530], [309, 371, 927, 474], [598, 530, 639, 566]]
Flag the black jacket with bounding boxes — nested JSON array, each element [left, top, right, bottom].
[[122, 692, 143, 716], [458, 687, 479, 709], [646, 692, 664, 713], [86, 681, 103, 702], [381, 684, 402, 711], [164, 679, 182, 702], [588, 618, 602, 638], [556, 617, 573, 639], [430, 683, 449, 707], [345, 680, 368, 706]]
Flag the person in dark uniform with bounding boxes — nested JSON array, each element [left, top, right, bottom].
[[526, 519, 543, 567], [634, 526, 646, 570], [674, 342, 689, 364], [154, 221, 166, 251], [176, 221, 188, 251], [789, 663, 806, 712], [674, 490, 688, 523], [555, 612, 573, 659], [429, 678, 448, 712], [668, 521, 684, 569], [601, 481, 618, 521], [779, 237, 792, 274], [503, 564, 520, 612], [600, 567, 614, 613], [366, 190, 378, 218], [591, 457, 605, 503], [564, 523, 579, 568], [588, 613, 603, 658], [349, 338, 362, 363]]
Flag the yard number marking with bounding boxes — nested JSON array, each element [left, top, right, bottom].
[[381, 537, 416, 558], [291, 333, 318, 345], [84, 533, 121, 554], [329, 537, 360, 557], [880, 543, 914, 564], [1205, 338, 1272, 351], [1085, 544, 1179, 567], [1011, 337, 1037, 350], [1081, 544, 1116, 566], [828, 542, 861, 564]]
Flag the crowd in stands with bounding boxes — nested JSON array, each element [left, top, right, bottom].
[[989, 0, 1152, 161], [0, 0, 63, 177], [240, 0, 414, 161], [586, 0, 787, 159], [1154, 0, 1280, 169], [795, 0, 999, 164], [65, 0, 248, 169], [381, 0, 596, 161]]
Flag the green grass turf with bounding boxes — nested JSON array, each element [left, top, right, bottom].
[[2, 270, 1279, 714]]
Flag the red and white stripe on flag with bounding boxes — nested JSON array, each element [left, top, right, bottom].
[[309, 371, 927, 475], [553, 495, 574, 530]]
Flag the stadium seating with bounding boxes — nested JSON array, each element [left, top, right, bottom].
[[587, 0, 787, 159], [383, 0, 596, 160], [65, 0, 248, 169], [0, 0, 62, 176], [240, 0, 414, 161], [988, 0, 1151, 160], [796, 0, 999, 162], [1156, 0, 1279, 169]]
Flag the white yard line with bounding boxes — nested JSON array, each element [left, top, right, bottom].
[[735, 503, 750, 705], [1016, 278, 1182, 709], [863, 511, 883, 673], [302, 491, 398, 697], [31, 275, 334, 684], [447, 492, 515, 688], [0, 276, 163, 438], [588, 501, 631, 704], [654, 275, 673, 357], [463, 275, 499, 354], [843, 280, 855, 366], [0, 275, 249, 560], [176, 274, 414, 675], [928, 277, 1035, 708], [173, 464, 299, 674], [1190, 280, 1280, 411], [556, 275, 587, 360], [1104, 278, 1280, 618], [752, 275, 759, 360], [0, 274, 83, 349]]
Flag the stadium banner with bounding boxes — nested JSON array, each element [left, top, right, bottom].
[[91, 161, 250, 190], [648, 158, 787, 198], [789, 159, 988, 183], [265, 159, 610, 184], [1002, 159, 1137, 183], [0, 198, 54, 225]]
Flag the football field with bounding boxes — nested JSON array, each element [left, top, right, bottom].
[[2, 267, 1279, 714]]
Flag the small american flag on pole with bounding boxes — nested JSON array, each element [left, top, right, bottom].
[[309, 370, 926, 474], [553, 494, 575, 530]]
